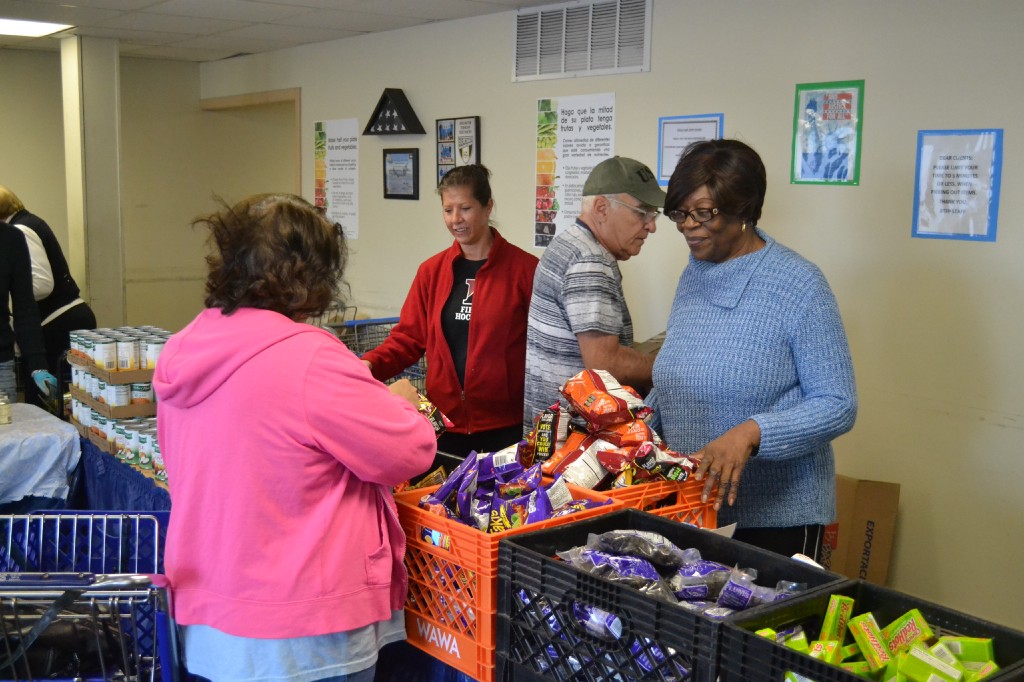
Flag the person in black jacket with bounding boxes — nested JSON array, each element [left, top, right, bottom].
[[0, 221, 57, 405], [0, 187, 96, 400]]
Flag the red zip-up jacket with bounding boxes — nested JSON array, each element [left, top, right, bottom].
[[364, 228, 538, 435]]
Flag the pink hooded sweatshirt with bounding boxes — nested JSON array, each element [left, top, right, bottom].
[[154, 308, 435, 638]]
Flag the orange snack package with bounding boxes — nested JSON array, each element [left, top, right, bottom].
[[560, 369, 649, 429]]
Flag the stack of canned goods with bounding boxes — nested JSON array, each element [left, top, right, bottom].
[[69, 325, 171, 372], [76, 413, 166, 482], [68, 325, 171, 485], [70, 373, 157, 408]]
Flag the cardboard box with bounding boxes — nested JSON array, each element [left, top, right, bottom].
[[68, 353, 154, 385], [819, 474, 900, 585], [70, 386, 156, 419], [634, 330, 666, 356]]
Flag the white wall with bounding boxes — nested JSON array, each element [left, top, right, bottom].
[[0, 50, 68, 249], [119, 58, 297, 331], [198, 0, 1024, 628]]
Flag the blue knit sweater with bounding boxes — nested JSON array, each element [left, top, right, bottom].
[[649, 229, 857, 529]]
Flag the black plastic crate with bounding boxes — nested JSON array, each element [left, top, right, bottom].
[[720, 579, 1024, 681], [409, 450, 465, 487], [497, 509, 846, 681]]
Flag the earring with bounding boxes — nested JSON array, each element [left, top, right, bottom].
[[742, 222, 747, 232]]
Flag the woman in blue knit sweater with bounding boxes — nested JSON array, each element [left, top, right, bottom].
[[649, 139, 857, 560]]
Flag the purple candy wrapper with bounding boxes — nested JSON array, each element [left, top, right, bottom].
[[670, 555, 731, 601], [421, 451, 476, 510], [572, 602, 622, 641], [716, 569, 775, 610], [498, 462, 542, 499], [477, 443, 524, 484], [557, 547, 661, 587]]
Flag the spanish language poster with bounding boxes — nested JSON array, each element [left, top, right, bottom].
[[534, 93, 616, 247]]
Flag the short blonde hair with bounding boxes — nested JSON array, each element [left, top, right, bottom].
[[0, 186, 25, 219]]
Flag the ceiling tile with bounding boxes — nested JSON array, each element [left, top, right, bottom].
[[100, 11, 247, 34], [0, 0, 548, 62], [269, 7, 430, 32], [347, 0, 505, 21], [119, 43, 240, 62], [144, 0, 310, 23]]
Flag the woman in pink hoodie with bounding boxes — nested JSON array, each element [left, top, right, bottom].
[[154, 194, 436, 682]]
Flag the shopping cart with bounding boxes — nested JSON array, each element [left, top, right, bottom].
[[309, 301, 357, 331], [0, 513, 177, 682], [334, 317, 428, 393]]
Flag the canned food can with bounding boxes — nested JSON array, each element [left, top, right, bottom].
[[116, 338, 140, 370], [113, 422, 128, 452], [91, 412, 108, 440], [69, 331, 83, 358], [130, 382, 154, 404], [129, 430, 146, 466], [96, 379, 108, 404], [81, 334, 96, 364], [138, 428, 157, 470], [94, 337, 117, 371], [153, 442, 166, 481], [144, 337, 165, 370], [106, 383, 131, 407]]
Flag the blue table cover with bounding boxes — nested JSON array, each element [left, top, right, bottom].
[[80, 437, 171, 511]]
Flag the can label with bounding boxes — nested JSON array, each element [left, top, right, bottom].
[[94, 339, 117, 371], [117, 339, 140, 370], [145, 339, 165, 370], [131, 382, 154, 404]]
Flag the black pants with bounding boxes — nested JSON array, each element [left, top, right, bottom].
[[24, 302, 96, 411], [436, 425, 523, 458], [732, 524, 825, 563]]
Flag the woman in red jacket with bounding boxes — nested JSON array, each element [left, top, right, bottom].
[[363, 165, 538, 457]]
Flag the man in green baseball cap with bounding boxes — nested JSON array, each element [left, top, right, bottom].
[[523, 156, 664, 434], [580, 155, 666, 259]]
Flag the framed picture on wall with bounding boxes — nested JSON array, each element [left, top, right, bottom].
[[436, 116, 480, 184], [791, 79, 864, 185], [383, 148, 419, 200], [912, 128, 1002, 242]]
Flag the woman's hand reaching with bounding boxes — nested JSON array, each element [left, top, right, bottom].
[[691, 419, 761, 511]]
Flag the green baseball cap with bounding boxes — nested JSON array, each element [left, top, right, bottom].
[[582, 156, 666, 208]]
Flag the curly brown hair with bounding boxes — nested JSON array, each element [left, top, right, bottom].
[[200, 194, 347, 318]]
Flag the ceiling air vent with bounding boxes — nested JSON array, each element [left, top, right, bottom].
[[514, 0, 651, 82]]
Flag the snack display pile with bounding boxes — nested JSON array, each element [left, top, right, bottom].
[[721, 580, 1024, 681], [497, 509, 846, 682], [528, 368, 701, 492]]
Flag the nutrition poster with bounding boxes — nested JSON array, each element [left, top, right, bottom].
[[791, 80, 864, 185], [314, 118, 359, 239], [912, 128, 1003, 242], [657, 113, 724, 186], [534, 93, 616, 248]]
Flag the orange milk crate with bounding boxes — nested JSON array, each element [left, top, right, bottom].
[[393, 483, 625, 682], [605, 476, 718, 529]]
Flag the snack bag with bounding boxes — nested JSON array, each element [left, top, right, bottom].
[[416, 392, 454, 438], [560, 369, 650, 429], [530, 403, 569, 463], [596, 418, 659, 448], [540, 430, 590, 477], [633, 444, 699, 482]]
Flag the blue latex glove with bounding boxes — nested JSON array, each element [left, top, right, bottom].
[[32, 369, 58, 399]]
